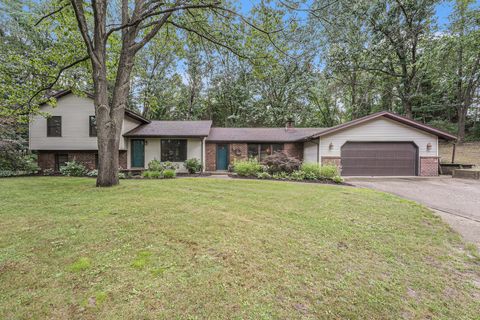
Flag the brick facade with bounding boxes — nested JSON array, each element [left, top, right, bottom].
[[420, 157, 439, 176], [119, 151, 127, 170], [37, 151, 126, 172], [38, 152, 56, 171], [321, 157, 341, 169], [204, 142, 305, 171], [229, 143, 248, 164], [68, 151, 97, 170], [205, 143, 217, 171], [283, 143, 303, 160]]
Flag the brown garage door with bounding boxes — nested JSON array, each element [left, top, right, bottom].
[[341, 142, 418, 176]]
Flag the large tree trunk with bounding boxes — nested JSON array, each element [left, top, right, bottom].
[[457, 104, 467, 143], [403, 98, 413, 119], [93, 64, 122, 187]]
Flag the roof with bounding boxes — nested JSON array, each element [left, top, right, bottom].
[[124, 120, 213, 137], [40, 89, 150, 124], [206, 127, 327, 142], [308, 111, 457, 141]]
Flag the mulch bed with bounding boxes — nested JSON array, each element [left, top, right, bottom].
[[228, 174, 352, 186]]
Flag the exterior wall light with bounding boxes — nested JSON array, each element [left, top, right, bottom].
[[329, 142, 334, 150], [426, 142, 432, 151]]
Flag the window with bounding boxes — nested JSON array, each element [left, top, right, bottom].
[[247, 143, 284, 160], [89, 116, 97, 137], [55, 153, 68, 171], [47, 116, 62, 137], [248, 144, 259, 158], [161, 139, 187, 162]]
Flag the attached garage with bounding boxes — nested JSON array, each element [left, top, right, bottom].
[[307, 111, 457, 176], [341, 142, 418, 176]]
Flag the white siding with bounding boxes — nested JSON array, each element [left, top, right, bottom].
[[134, 138, 203, 172], [120, 117, 141, 150], [303, 141, 318, 163], [30, 95, 97, 150], [29, 94, 141, 150], [319, 117, 438, 162]]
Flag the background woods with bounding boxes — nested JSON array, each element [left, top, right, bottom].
[[0, 0, 479, 183]]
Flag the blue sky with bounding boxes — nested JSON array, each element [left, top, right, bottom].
[[238, 0, 461, 28]]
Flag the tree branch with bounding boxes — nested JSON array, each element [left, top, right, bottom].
[[70, 0, 100, 66], [105, 2, 222, 40], [167, 20, 249, 60], [35, 3, 69, 26], [26, 56, 89, 107]]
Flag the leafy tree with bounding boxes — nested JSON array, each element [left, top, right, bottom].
[[426, 0, 480, 142], [2, 0, 280, 186]]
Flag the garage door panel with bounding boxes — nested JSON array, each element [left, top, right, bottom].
[[341, 142, 417, 176]]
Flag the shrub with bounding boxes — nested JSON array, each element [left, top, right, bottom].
[[256, 172, 271, 179], [300, 163, 339, 180], [0, 170, 15, 177], [262, 152, 301, 174], [163, 169, 176, 179], [184, 158, 202, 174], [42, 168, 55, 176], [147, 159, 163, 172], [143, 170, 161, 179], [60, 161, 87, 176], [87, 169, 98, 177], [20, 155, 40, 174], [118, 172, 126, 179], [272, 171, 289, 180], [290, 170, 306, 181], [332, 175, 344, 183], [319, 165, 339, 179], [160, 161, 178, 171], [300, 163, 322, 180], [233, 159, 263, 176]]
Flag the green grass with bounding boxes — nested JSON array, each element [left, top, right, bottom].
[[0, 177, 479, 319]]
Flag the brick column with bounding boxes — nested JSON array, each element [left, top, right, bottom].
[[321, 157, 342, 175], [420, 157, 439, 176], [119, 151, 127, 170], [205, 143, 216, 171]]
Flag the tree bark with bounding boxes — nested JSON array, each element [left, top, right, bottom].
[[457, 104, 467, 143]]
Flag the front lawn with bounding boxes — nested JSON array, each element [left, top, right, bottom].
[[0, 177, 479, 319]]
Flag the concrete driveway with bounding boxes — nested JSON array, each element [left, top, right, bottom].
[[347, 177, 480, 248]]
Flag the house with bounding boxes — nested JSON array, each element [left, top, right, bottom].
[[30, 90, 456, 176]]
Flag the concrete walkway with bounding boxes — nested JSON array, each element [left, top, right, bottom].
[[347, 177, 480, 249]]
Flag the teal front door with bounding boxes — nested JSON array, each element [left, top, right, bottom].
[[216, 144, 229, 171], [131, 139, 145, 168]]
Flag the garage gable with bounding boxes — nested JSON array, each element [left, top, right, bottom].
[[310, 111, 456, 141], [318, 117, 439, 158]]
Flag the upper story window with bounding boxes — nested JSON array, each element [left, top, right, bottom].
[[89, 116, 97, 137], [247, 143, 283, 160], [47, 116, 62, 137], [161, 139, 187, 162]]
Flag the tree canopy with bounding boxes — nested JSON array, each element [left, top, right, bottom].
[[0, 1, 479, 178]]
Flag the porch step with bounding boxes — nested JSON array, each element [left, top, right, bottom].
[[205, 171, 229, 175]]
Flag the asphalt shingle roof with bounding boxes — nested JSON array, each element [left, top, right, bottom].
[[124, 120, 213, 137], [205, 127, 327, 142]]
